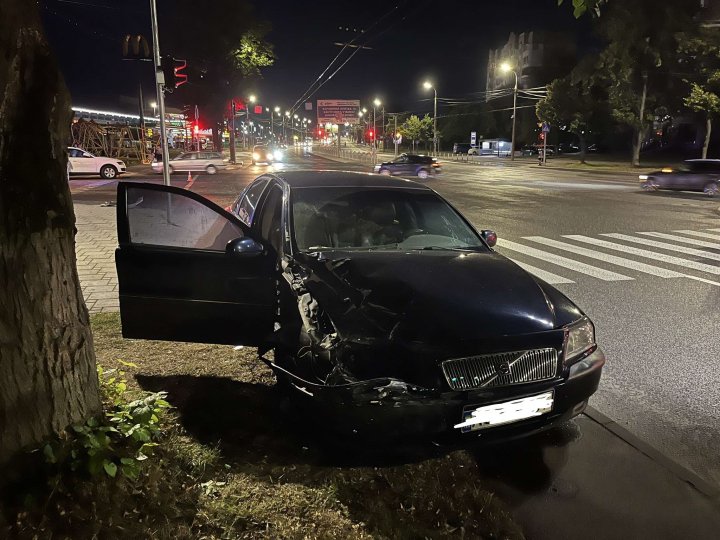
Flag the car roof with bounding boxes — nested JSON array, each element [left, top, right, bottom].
[[685, 159, 720, 164], [267, 170, 433, 190]]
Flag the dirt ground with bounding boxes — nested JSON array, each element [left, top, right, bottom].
[[91, 312, 525, 539]]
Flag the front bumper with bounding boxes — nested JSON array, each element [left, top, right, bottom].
[[270, 348, 605, 441]]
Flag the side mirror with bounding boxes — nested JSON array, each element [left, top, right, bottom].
[[481, 229, 497, 248], [226, 237, 264, 258]]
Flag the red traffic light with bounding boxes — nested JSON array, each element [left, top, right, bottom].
[[368, 130, 375, 140], [193, 124, 199, 134]]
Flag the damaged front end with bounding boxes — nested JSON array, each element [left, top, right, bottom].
[[261, 249, 603, 439]]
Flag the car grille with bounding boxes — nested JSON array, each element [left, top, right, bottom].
[[441, 348, 560, 391]]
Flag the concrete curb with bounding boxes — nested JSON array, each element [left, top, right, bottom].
[[584, 406, 720, 502]]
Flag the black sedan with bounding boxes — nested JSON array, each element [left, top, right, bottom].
[[115, 171, 604, 439], [640, 159, 720, 196], [374, 153, 441, 179]]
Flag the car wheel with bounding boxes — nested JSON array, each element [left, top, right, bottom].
[[206, 165, 217, 175], [417, 169, 429, 179], [704, 182, 719, 197], [641, 179, 658, 191], [99, 165, 117, 179], [379, 168, 391, 176]]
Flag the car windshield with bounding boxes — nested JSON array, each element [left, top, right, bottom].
[[680, 161, 720, 172], [292, 187, 485, 252]]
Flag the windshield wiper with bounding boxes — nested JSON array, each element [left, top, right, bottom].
[[415, 246, 483, 252]]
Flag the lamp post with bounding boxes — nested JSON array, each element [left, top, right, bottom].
[[273, 106, 280, 143], [373, 98, 381, 164], [284, 110, 290, 142], [500, 63, 518, 161], [423, 81, 438, 155]]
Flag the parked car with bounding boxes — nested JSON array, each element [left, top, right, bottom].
[[453, 143, 478, 155], [68, 147, 126, 179], [114, 171, 604, 439], [252, 144, 276, 165], [152, 151, 226, 175], [374, 153, 442, 179], [640, 159, 720, 196]]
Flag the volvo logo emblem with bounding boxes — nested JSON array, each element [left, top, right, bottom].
[[496, 361, 511, 375]]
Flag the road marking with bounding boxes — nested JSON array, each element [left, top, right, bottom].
[[601, 233, 720, 262], [638, 232, 720, 250], [707, 228, 720, 232], [673, 230, 720, 241], [523, 237, 685, 278], [530, 181, 634, 191], [497, 239, 633, 281], [506, 258, 575, 284], [563, 235, 720, 275]]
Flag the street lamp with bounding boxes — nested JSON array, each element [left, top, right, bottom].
[[423, 81, 438, 155], [500, 62, 518, 161], [372, 98, 381, 162], [150, 101, 157, 117]]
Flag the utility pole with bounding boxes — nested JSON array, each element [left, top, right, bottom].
[[149, 0, 170, 185], [394, 114, 398, 158], [229, 100, 237, 164]]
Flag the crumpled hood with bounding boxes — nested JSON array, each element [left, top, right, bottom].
[[299, 250, 582, 344]]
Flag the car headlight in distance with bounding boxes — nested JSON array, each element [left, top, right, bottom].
[[638, 174, 649, 180], [563, 317, 596, 366], [274, 151, 283, 160], [252, 152, 260, 160], [266, 153, 274, 160]]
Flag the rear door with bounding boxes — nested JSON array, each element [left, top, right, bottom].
[[115, 182, 275, 345]]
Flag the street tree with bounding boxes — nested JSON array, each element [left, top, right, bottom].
[[558, 0, 608, 17], [163, 1, 274, 148], [536, 67, 606, 163], [400, 115, 423, 152], [678, 29, 720, 159], [594, 0, 699, 166], [0, 0, 101, 464]]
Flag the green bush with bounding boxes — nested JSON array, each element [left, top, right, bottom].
[[43, 362, 170, 480]]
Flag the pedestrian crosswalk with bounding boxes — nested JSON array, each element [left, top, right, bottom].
[[495, 228, 720, 287]]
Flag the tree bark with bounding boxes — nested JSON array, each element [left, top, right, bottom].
[[579, 132, 587, 164], [703, 116, 712, 159], [632, 74, 648, 167], [0, 0, 101, 465]]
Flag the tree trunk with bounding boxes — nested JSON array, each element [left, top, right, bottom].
[[632, 74, 648, 167], [579, 133, 587, 164], [703, 116, 712, 159], [0, 0, 101, 465]]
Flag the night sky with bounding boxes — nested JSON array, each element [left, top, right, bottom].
[[41, 0, 588, 118]]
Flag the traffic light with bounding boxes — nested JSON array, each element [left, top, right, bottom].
[[368, 130, 374, 141], [122, 35, 151, 60], [161, 56, 189, 90], [193, 123, 199, 135], [174, 59, 188, 87]]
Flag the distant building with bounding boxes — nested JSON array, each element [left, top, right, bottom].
[[485, 31, 577, 100]]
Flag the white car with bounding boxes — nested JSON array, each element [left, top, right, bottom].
[[68, 147, 126, 179], [152, 151, 227, 174]]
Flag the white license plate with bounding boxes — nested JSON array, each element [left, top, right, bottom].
[[455, 391, 554, 433]]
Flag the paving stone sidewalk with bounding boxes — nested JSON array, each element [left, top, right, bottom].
[[74, 203, 119, 313]]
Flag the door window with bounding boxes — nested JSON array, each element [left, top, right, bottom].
[[234, 178, 269, 226], [258, 186, 284, 253], [126, 186, 244, 251]]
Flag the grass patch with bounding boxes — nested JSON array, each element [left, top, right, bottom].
[[1, 313, 524, 539]]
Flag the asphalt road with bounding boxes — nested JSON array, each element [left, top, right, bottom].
[[70, 146, 720, 487]]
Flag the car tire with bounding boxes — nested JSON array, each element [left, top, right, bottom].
[[206, 165, 217, 175], [379, 168, 391, 176], [99, 165, 117, 179], [417, 168, 429, 179], [704, 182, 719, 197]]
